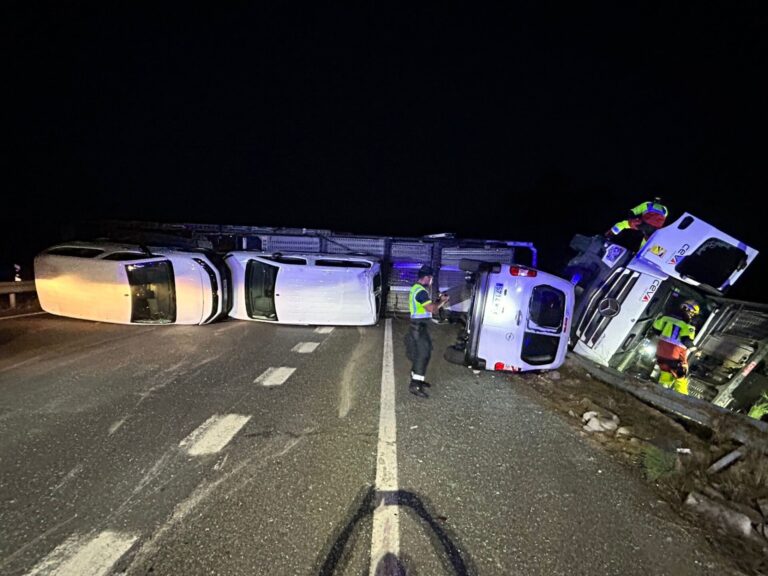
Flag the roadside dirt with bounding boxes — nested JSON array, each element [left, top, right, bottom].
[[510, 357, 768, 576]]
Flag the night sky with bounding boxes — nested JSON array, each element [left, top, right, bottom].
[[3, 3, 766, 298]]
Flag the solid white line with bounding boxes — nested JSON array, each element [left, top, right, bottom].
[[254, 366, 296, 386], [314, 326, 335, 334], [0, 311, 48, 321], [370, 318, 399, 574], [179, 414, 252, 456], [27, 530, 138, 576], [292, 342, 320, 353]]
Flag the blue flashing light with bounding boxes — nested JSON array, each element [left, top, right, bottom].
[[570, 273, 582, 285]]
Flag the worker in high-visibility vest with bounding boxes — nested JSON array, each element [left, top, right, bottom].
[[606, 197, 669, 249], [651, 299, 700, 395], [748, 391, 768, 421], [405, 265, 449, 398]]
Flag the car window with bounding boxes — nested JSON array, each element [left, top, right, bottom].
[[315, 259, 371, 268], [46, 246, 104, 258], [521, 333, 561, 365], [528, 285, 565, 331], [675, 238, 748, 289], [262, 255, 307, 265], [126, 261, 176, 324], [102, 252, 145, 261]]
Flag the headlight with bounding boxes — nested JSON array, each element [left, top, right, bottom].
[[640, 338, 656, 358]]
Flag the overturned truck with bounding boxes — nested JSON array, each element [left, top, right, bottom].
[[565, 212, 765, 414]]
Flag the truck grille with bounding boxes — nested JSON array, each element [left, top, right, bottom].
[[576, 267, 639, 348]]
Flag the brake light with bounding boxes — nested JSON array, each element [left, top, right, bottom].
[[494, 362, 505, 371], [510, 266, 537, 277]]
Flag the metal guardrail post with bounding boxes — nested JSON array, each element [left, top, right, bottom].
[[0, 281, 37, 309]]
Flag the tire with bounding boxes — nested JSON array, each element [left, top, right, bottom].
[[443, 345, 466, 365]]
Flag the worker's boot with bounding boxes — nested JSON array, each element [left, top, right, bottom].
[[409, 379, 428, 398]]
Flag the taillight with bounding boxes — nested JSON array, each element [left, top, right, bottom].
[[494, 362, 505, 371], [510, 266, 537, 277]]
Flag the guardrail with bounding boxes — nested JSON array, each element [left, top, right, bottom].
[[568, 353, 768, 450], [0, 281, 36, 308]]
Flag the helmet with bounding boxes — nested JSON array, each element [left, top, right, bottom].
[[681, 300, 700, 317], [417, 265, 434, 278]]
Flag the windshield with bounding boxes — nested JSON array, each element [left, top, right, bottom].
[[126, 261, 176, 323], [675, 238, 747, 290], [246, 259, 279, 320], [528, 285, 566, 331]]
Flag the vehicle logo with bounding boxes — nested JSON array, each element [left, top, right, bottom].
[[505, 332, 514, 341], [598, 298, 621, 317], [640, 279, 661, 302], [667, 243, 690, 265], [649, 245, 666, 258]]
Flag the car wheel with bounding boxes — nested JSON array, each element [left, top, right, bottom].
[[443, 345, 466, 365]]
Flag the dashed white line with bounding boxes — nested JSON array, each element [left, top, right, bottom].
[[291, 342, 320, 353], [370, 318, 399, 574], [179, 414, 252, 456], [0, 311, 48, 321], [314, 326, 335, 334], [27, 530, 138, 576], [254, 366, 296, 386], [108, 418, 126, 435]]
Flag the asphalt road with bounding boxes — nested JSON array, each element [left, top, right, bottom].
[[0, 313, 735, 575]]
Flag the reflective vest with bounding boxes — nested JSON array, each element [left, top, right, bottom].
[[653, 315, 695, 347], [610, 201, 668, 236], [749, 393, 768, 420], [631, 201, 668, 219], [409, 283, 432, 319]]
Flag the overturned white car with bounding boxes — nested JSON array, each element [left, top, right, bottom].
[[225, 252, 382, 325], [34, 242, 229, 325], [445, 260, 575, 372]]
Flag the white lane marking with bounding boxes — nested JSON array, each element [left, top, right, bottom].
[[108, 418, 127, 435], [370, 318, 399, 573], [0, 311, 48, 321], [292, 342, 320, 353], [179, 414, 252, 456], [27, 530, 138, 576], [314, 326, 335, 334], [254, 366, 296, 386]]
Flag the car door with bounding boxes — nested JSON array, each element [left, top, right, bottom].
[[520, 281, 569, 369]]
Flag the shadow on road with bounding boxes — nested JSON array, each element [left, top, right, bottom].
[[316, 485, 474, 576]]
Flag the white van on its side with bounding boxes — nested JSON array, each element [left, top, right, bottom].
[[446, 260, 575, 372], [225, 251, 382, 326], [34, 242, 228, 325]]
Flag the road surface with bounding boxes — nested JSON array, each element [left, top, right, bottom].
[[0, 314, 732, 575]]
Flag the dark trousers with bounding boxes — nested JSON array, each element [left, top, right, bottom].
[[405, 321, 432, 378]]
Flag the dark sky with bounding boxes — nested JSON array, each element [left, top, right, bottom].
[[2, 2, 766, 297]]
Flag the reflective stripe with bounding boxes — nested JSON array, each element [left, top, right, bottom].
[[409, 284, 431, 319], [655, 315, 694, 345]]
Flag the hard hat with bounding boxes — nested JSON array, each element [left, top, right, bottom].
[[417, 265, 434, 278], [681, 300, 700, 316]]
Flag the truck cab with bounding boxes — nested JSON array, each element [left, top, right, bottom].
[[566, 213, 759, 371]]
